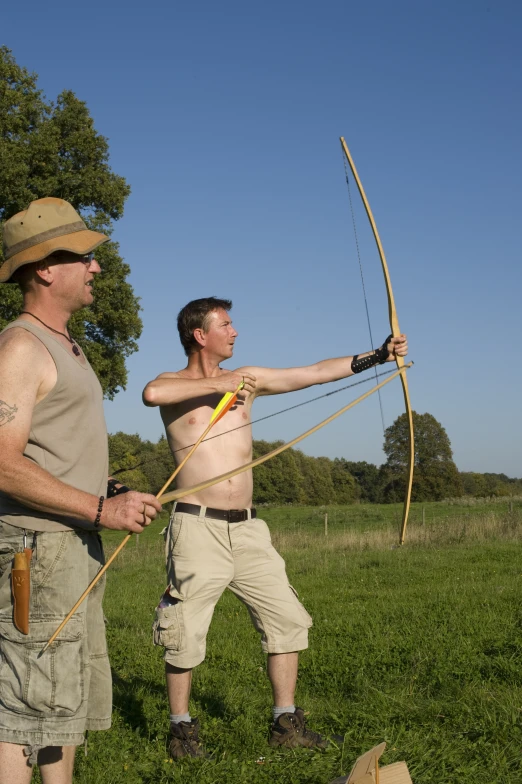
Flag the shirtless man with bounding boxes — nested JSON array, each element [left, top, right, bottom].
[[143, 296, 408, 758]]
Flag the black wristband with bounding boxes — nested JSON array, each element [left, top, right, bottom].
[[107, 479, 130, 498], [351, 334, 393, 374], [94, 496, 104, 529], [351, 353, 379, 374]]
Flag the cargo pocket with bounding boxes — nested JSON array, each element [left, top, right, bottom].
[[0, 614, 84, 716], [152, 600, 184, 652], [288, 585, 313, 628]]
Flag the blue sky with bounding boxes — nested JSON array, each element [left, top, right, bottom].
[[3, 1, 521, 476]]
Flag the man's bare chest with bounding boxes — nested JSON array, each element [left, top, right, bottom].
[[162, 393, 253, 452]]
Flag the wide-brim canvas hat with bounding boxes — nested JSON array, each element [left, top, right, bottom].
[[0, 197, 109, 283]]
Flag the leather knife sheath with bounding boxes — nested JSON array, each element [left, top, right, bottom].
[[11, 550, 31, 635]]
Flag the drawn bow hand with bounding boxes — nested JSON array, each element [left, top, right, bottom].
[[384, 333, 408, 361], [214, 370, 257, 397]]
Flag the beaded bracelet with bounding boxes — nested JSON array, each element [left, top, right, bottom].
[[94, 496, 104, 529]]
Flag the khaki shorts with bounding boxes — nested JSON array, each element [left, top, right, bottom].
[[0, 521, 111, 761], [153, 508, 312, 669]]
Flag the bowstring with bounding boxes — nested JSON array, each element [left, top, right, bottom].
[[341, 142, 402, 516], [342, 149, 386, 433], [112, 367, 398, 477]]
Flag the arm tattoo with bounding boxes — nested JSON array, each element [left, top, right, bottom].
[[0, 400, 18, 427]]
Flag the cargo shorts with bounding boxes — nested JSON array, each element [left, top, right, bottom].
[[153, 507, 313, 669], [0, 521, 111, 762]]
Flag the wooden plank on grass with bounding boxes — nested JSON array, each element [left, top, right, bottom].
[[330, 743, 413, 784], [379, 762, 413, 784]]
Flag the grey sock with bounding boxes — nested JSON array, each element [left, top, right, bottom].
[[273, 704, 295, 721], [170, 712, 191, 724]]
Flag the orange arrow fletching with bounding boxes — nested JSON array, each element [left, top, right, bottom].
[[210, 381, 244, 424], [210, 392, 234, 423], [212, 394, 237, 424]]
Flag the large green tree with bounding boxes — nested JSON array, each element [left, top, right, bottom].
[[383, 411, 462, 501], [0, 47, 140, 398]]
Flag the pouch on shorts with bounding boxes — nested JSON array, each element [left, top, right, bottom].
[[0, 614, 84, 716], [152, 599, 184, 652]]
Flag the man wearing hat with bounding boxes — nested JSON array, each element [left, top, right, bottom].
[[0, 198, 162, 783]]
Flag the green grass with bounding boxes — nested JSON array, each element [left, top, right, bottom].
[[46, 501, 522, 782]]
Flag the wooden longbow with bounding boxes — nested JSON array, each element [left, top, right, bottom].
[[340, 137, 414, 544], [44, 141, 415, 653]]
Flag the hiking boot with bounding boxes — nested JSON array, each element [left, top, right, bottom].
[[268, 707, 330, 749], [168, 718, 209, 759]]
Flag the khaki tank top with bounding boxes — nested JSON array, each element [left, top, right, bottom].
[[0, 320, 108, 532]]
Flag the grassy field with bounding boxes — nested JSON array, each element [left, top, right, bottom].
[[42, 499, 522, 783]]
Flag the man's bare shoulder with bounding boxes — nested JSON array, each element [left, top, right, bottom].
[[0, 326, 55, 411], [156, 371, 184, 380], [0, 325, 51, 367]]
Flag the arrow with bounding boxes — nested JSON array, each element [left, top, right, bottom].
[[160, 364, 413, 504], [41, 381, 244, 654]]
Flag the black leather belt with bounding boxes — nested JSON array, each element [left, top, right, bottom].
[[174, 502, 257, 523]]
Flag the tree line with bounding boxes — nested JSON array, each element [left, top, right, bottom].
[[109, 412, 522, 505]]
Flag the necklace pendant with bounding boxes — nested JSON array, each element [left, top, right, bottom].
[[72, 345, 81, 357]]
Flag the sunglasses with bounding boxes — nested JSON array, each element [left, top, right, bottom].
[[80, 252, 95, 265]]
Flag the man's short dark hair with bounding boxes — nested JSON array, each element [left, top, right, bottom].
[[177, 297, 232, 356], [11, 261, 39, 293]]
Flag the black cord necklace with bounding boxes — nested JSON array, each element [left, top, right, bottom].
[[20, 311, 81, 356]]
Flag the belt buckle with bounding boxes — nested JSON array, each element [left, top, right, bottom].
[[228, 509, 244, 523]]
